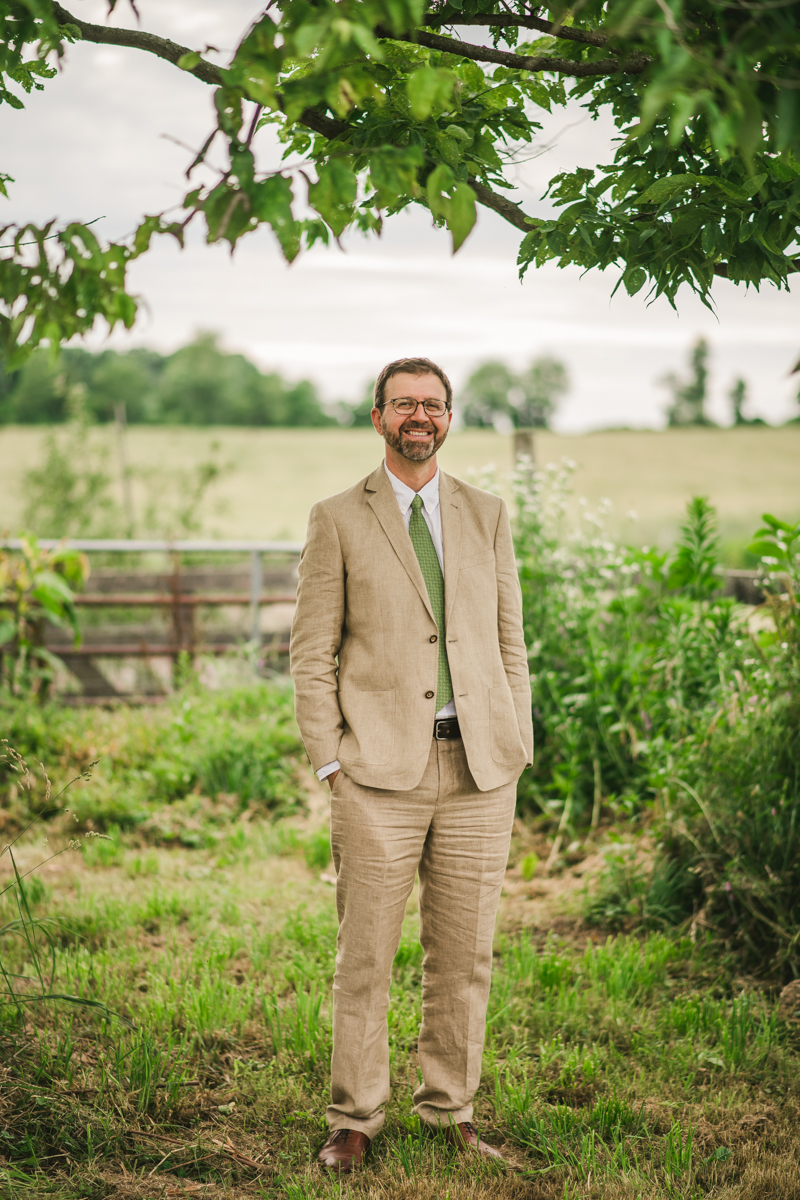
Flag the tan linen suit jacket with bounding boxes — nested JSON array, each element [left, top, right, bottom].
[[290, 463, 533, 792]]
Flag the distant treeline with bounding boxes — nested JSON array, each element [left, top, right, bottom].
[[0, 333, 337, 427]]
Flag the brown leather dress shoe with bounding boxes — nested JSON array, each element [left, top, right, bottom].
[[440, 1120, 505, 1161], [317, 1128, 370, 1173]]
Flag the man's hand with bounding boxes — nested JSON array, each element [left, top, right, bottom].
[[326, 770, 340, 790]]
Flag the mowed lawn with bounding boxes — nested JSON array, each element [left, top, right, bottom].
[[1, 425, 798, 552]]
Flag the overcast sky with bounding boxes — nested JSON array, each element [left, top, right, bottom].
[[2, 0, 799, 430]]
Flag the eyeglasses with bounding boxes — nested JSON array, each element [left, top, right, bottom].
[[378, 398, 450, 417]]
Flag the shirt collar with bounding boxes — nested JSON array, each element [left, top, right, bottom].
[[384, 461, 440, 517]]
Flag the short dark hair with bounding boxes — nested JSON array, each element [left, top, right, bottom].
[[373, 357, 453, 410]]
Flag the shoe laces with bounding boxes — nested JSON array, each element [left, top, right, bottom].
[[331, 1128, 354, 1144], [460, 1121, 477, 1138]]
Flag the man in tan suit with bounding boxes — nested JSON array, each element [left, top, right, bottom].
[[290, 356, 532, 1174]]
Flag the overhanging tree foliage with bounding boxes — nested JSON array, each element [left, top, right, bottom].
[[1, 0, 800, 367]]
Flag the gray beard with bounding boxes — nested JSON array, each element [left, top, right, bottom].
[[381, 417, 448, 462]]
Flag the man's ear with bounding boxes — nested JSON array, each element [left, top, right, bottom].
[[370, 406, 383, 435]]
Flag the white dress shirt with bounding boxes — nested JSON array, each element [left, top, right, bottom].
[[316, 462, 456, 781]]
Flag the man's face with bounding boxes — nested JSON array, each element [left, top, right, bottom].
[[371, 371, 452, 462]]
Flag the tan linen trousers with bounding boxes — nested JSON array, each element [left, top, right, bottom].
[[327, 736, 517, 1139]]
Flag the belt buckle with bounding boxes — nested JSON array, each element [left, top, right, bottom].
[[434, 719, 446, 740]]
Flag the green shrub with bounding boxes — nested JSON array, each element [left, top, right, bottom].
[[513, 463, 799, 970], [584, 509, 800, 974], [654, 615, 800, 974], [513, 465, 747, 832]]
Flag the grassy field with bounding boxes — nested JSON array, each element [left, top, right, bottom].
[[1, 425, 798, 557], [2, 781, 797, 1199], [2, 684, 800, 1199]]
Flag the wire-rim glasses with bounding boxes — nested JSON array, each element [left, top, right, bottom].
[[377, 398, 450, 417]]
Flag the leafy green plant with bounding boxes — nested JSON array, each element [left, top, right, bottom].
[[0, 537, 87, 694], [513, 465, 746, 846], [589, 506, 800, 974], [655, 655, 800, 974], [667, 496, 723, 599], [751, 512, 800, 646], [584, 850, 700, 932], [519, 852, 539, 882]]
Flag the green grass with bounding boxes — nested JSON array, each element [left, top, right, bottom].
[[1, 424, 798, 555], [0, 676, 308, 841], [2, 755, 799, 1199], [2, 624, 800, 1200]]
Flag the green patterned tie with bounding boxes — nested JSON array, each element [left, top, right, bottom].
[[409, 494, 453, 710]]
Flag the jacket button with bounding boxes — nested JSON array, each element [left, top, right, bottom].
[[425, 690, 434, 699], [429, 635, 437, 643]]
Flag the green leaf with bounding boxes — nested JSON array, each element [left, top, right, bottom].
[[177, 52, 202, 72], [624, 266, 647, 295], [448, 182, 476, 253], [739, 173, 767, 199], [444, 124, 470, 143], [406, 66, 452, 121], [31, 570, 74, 606], [239, 63, 277, 108], [701, 223, 717, 257], [252, 175, 300, 261], [426, 163, 454, 222], [0, 618, 16, 647], [308, 159, 357, 237], [636, 175, 699, 205]]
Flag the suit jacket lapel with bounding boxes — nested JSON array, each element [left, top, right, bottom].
[[365, 465, 435, 622], [440, 471, 462, 626]]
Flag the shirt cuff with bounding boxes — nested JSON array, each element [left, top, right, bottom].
[[317, 760, 341, 781]]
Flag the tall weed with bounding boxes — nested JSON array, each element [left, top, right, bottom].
[[514, 465, 746, 833]]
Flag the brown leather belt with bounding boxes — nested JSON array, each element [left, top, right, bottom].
[[433, 717, 461, 740]]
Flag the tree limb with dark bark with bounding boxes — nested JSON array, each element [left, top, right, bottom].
[[424, 12, 611, 48]]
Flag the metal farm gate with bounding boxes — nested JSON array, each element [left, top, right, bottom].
[[2, 539, 302, 700]]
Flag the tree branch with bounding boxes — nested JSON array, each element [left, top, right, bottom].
[[298, 109, 349, 139], [51, 4, 347, 141], [52, 3, 224, 86], [48, 4, 639, 239], [467, 177, 539, 232], [380, 27, 650, 76], [425, 13, 611, 48]]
